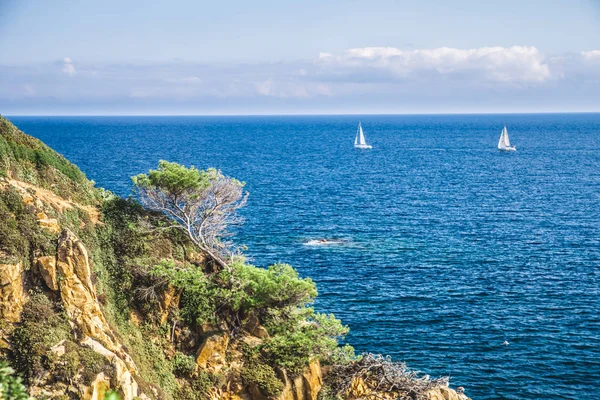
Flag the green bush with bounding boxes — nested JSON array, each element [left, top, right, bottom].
[[52, 341, 113, 385], [176, 371, 214, 400], [0, 361, 30, 400], [172, 352, 196, 377], [240, 357, 284, 397], [0, 187, 56, 266], [10, 293, 72, 382]]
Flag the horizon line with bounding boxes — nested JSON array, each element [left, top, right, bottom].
[[4, 111, 600, 117]]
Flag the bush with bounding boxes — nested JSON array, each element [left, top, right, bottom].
[[52, 341, 113, 385], [176, 371, 215, 400], [240, 357, 284, 397], [263, 312, 352, 376], [0, 361, 30, 400], [172, 352, 195, 377], [10, 293, 72, 382]]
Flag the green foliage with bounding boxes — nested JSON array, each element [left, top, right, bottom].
[[151, 259, 318, 327], [240, 355, 284, 397], [106, 322, 177, 400], [103, 391, 121, 400], [153, 257, 352, 376], [172, 352, 196, 377], [0, 187, 56, 265], [0, 116, 98, 204], [263, 312, 351, 376], [51, 341, 113, 385], [0, 361, 30, 400], [176, 371, 217, 400], [132, 160, 211, 195], [10, 292, 72, 382]]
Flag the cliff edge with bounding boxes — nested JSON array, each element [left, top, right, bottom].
[[0, 115, 470, 400]]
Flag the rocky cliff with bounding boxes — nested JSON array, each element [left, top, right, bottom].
[[0, 115, 470, 400]]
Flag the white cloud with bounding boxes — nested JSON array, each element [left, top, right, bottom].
[[3, 46, 600, 113], [62, 57, 75, 76], [581, 50, 600, 61], [317, 46, 552, 83]]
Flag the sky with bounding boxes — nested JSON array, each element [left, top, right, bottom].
[[1, 0, 600, 115]]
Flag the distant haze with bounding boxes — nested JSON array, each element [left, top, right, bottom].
[[1, 0, 600, 115]]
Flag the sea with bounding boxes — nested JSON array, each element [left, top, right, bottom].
[[9, 114, 600, 400]]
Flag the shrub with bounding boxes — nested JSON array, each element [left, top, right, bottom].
[[176, 371, 214, 400], [263, 312, 351, 376], [52, 341, 113, 385], [0, 361, 30, 400], [172, 352, 195, 377], [240, 357, 284, 397], [10, 293, 72, 382]]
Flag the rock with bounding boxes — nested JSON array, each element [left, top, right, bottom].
[[81, 337, 148, 400], [50, 339, 67, 357], [158, 284, 181, 325], [0, 261, 26, 322], [301, 361, 322, 400], [425, 386, 471, 400], [54, 229, 146, 400], [39, 217, 60, 233], [36, 255, 58, 291], [245, 313, 269, 339], [196, 333, 230, 373], [83, 372, 111, 400], [276, 360, 322, 400]]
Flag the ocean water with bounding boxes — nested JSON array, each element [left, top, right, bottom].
[[9, 114, 600, 400]]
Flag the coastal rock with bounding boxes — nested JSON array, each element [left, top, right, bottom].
[[276, 361, 322, 400], [196, 333, 230, 372], [158, 284, 180, 325], [346, 377, 470, 400], [425, 386, 471, 400], [55, 229, 146, 400], [83, 371, 111, 400], [36, 255, 59, 291], [245, 313, 270, 339], [0, 261, 26, 322]]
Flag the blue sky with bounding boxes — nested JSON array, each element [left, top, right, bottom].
[[1, 0, 600, 114]]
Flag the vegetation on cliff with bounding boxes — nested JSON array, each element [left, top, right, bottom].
[[0, 115, 463, 400]]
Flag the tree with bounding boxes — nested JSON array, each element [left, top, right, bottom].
[[132, 161, 248, 269]]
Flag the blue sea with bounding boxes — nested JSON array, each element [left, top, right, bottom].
[[9, 114, 600, 400]]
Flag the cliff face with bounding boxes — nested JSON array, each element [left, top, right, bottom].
[[0, 116, 469, 400]]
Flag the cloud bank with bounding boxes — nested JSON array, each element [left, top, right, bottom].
[[1, 46, 599, 114]]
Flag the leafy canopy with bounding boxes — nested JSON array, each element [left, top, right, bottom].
[[132, 161, 247, 268], [132, 160, 215, 196]]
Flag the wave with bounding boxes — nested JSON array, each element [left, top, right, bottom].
[[303, 239, 347, 246]]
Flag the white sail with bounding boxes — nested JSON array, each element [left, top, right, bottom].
[[354, 122, 372, 149], [498, 125, 516, 151]]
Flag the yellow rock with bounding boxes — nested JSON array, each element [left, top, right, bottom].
[[36, 255, 58, 291], [196, 333, 230, 373], [39, 217, 60, 233], [0, 261, 26, 322]]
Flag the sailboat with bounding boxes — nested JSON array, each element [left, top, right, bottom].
[[498, 125, 516, 151], [354, 122, 372, 149]]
